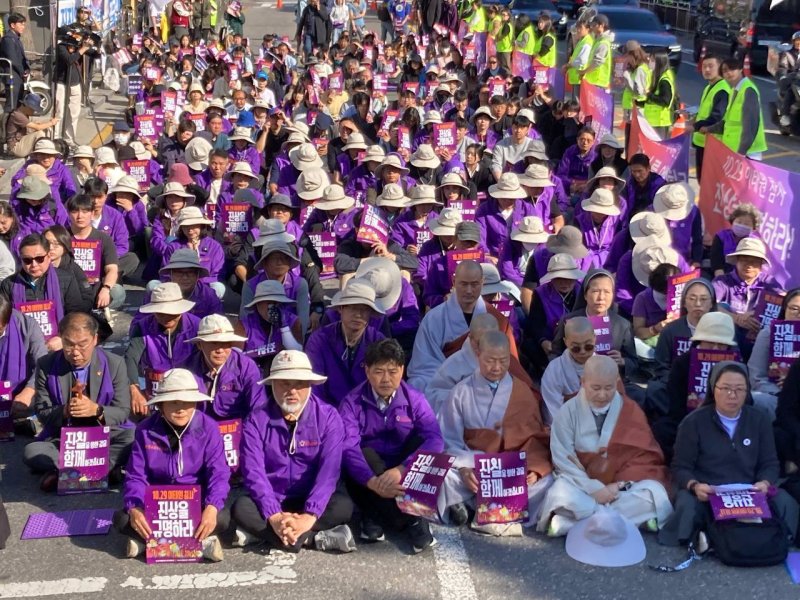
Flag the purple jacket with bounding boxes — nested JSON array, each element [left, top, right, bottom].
[[530, 246, 595, 286], [555, 145, 597, 197], [195, 170, 231, 196], [654, 203, 703, 265], [536, 281, 582, 340], [415, 237, 448, 285], [274, 158, 301, 203], [163, 237, 225, 283], [475, 197, 537, 258], [16, 199, 70, 235], [240, 394, 344, 518], [390, 208, 437, 249], [134, 313, 201, 393], [305, 323, 386, 408], [468, 129, 500, 151], [336, 153, 357, 181], [303, 207, 358, 243], [182, 349, 268, 420], [632, 288, 666, 327], [576, 211, 619, 270], [107, 195, 148, 238], [422, 252, 452, 309], [344, 164, 378, 206], [498, 240, 535, 287], [339, 380, 443, 486], [95, 204, 130, 256], [712, 270, 782, 315], [123, 410, 231, 511], [242, 308, 299, 364], [11, 160, 77, 206], [621, 172, 665, 221], [228, 145, 262, 176], [550, 174, 570, 213], [615, 250, 689, 319]]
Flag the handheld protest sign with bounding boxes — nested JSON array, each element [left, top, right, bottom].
[[144, 485, 203, 563], [57, 426, 111, 495], [396, 452, 455, 523], [474, 452, 528, 525]]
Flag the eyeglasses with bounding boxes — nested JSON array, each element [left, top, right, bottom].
[[21, 255, 47, 265], [715, 386, 747, 397], [569, 343, 595, 353]]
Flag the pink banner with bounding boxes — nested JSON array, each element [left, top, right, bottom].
[[579, 83, 614, 139], [511, 51, 532, 79], [628, 110, 690, 183]]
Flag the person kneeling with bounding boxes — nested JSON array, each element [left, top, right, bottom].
[[232, 350, 356, 553], [340, 339, 444, 553], [115, 369, 231, 562]]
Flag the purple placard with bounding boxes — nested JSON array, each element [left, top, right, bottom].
[[787, 552, 800, 584], [396, 452, 455, 523], [769, 320, 800, 382], [380, 109, 399, 132], [750, 291, 784, 341], [490, 298, 513, 319], [674, 336, 692, 357], [447, 249, 484, 284], [433, 122, 457, 152], [687, 348, 740, 410], [145, 485, 202, 564], [447, 199, 477, 221], [416, 228, 432, 247], [21, 509, 115, 540], [133, 114, 162, 143], [666, 268, 701, 320], [308, 232, 336, 279], [57, 426, 110, 495], [356, 204, 390, 246], [220, 202, 252, 236], [127, 75, 143, 94], [709, 490, 772, 521], [397, 125, 412, 151], [218, 419, 242, 474], [161, 90, 178, 114], [72, 239, 102, 284], [328, 72, 343, 92], [588, 315, 613, 354], [144, 66, 162, 81], [122, 159, 151, 192], [488, 77, 505, 98], [0, 380, 12, 442], [18, 299, 57, 341], [373, 74, 388, 93], [474, 451, 528, 525], [188, 113, 206, 132]]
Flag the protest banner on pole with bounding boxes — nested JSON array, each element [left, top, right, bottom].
[[628, 110, 690, 183], [579, 83, 614, 139]]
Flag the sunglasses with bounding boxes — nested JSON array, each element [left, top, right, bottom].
[[22, 255, 47, 265], [569, 343, 595, 353]]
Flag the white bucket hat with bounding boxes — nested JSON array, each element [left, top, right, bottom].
[[470, 106, 496, 125], [33, 138, 62, 156], [375, 154, 410, 178], [481, 263, 521, 303], [110, 175, 143, 199], [354, 258, 403, 313], [565, 508, 646, 568], [725, 237, 770, 266], [423, 110, 442, 125], [73, 144, 95, 159], [437, 172, 469, 195], [289, 142, 324, 171], [597, 133, 624, 150], [408, 184, 441, 206], [631, 237, 681, 287], [342, 132, 368, 151], [229, 126, 254, 143], [629, 212, 671, 246], [690, 312, 736, 346], [285, 131, 309, 145], [316, 184, 355, 211], [518, 164, 554, 188], [488, 173, 527, 200], [260, 350, 327, 384], [296, 168, 331, 200], [376, 183, 409, 208], [146, 368, 212, 405], [330, 279, 385, 314], [157, 181, 195, 202], [540, 253, 586, 284], [428, 207, 463, 236], [94, 146, 118, 166], [128, 140, 151, 161], [177, 206, 214, 228], [185, 137, 214, 170], [253, 219, 296, 246], [139, 282, 196, 315], [188, 314, 248, 343], [245, 279, 296, 308], [587, 166, 626, 194], [410, 144, 440, 169], [653, 182, 695, 221], [581, 188, 621, 216], [511, 216, 550, 244], [362, 145, 386, 164], [225, 161, 258, 181]]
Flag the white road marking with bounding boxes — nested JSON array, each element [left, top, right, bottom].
[[0, 577, 108, 598], [119, 551, 297, 590], [431, 526, 478, 600]]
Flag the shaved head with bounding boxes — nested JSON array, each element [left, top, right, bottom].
[[581, 355, 619, 409], [477, 330, 510, 382], [583, 354, 618, 381], [455, 259, 484, 280], [469, 313, 499, 337], [565, 316, 593, 338], [477, 329, 509, 354], [454, 260, 484, 313]]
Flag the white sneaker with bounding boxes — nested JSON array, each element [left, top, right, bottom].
[[126, 537, 145, 558], [232, 527, 260, 547], [470, 522, 523, 537], [202, 535, 224, 562], [695, 530, 709, 554], [780, 115, 792, 127], [314, 524, 357, 553], [546, 514, 573, 538]]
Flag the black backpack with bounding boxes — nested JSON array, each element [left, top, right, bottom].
[[706, 506, 790, 567]]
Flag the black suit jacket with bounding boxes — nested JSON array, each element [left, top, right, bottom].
[[0, 31, 29, 78]]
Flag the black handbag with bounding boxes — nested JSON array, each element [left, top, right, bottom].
[[706, 504, 790, 567]]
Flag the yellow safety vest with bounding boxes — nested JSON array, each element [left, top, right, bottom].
[[584, 36, 612, 88], [721, 78, 768, 155], [469, 6, 487, 33], [692, 78, 731, 147], [567, 34, 592, 85], [621, 63, 652, 110], [644, 69, 677, 128], [534, 31, 556, 68], [496, 20, 514, 53], [515, 24, 537, 56]]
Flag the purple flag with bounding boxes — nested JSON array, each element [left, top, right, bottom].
[[475, 452, 528, 525], [769, 320, 800, 382], [687, 348, 740, 410], [396, 452, 455, 523], [709, 489, 772, 521], [511, 51, 532, 80], [144, 485, 203, 564], [218, 419, 242, 474], [21, 509, 115, 540], [588, 315, 613, 354], [57, 426, 110, 495]]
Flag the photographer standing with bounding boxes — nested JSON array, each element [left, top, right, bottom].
[[55, 34, 92, 151], [0, 13, 30, 111]]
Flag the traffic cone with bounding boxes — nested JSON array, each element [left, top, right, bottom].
[[370, 0, 377, 9], [277, 0, 283, 7], [743, 53, 751, 77], [697, 44, 706, 73], [672, 103, 687, 138]]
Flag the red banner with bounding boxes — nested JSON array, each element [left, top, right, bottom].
[[579, 82, 614, 139], [627, 110, 690, 183]]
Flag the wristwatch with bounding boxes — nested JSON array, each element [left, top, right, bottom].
[[96, 405, 105, 423]]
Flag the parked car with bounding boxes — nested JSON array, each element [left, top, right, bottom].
[[555, 0, 639, 19], [566, 6, 682, 69], [692, 0, 800, 71], [510, 0, 570, 39]]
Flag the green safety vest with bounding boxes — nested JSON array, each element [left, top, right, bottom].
[[469, 6, 487, 33], [721, 78, 768, 155], [584, 36, 612, 88], [515, 24, 537, 55], [621, 63, 652, 110], [534, 31, 556, 67], [496, 20, 514, 53], [692, 78, 731, 147], [644, 69, 677, 127], [567, 34, 593, 85], [209, 0, 219, 27]]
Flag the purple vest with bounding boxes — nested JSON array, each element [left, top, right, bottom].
[[139, 314, 201, 394], [576, 211, 619, 270], [632, 288, 666, 327], [0, 311, 30, 393], [537, 282, 579, 340], [10, 267, 65, 334]]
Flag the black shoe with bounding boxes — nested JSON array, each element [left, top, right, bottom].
[[40, 471, 58, 493], [407, 519, 436, 554], [360, 516, 385, 542], [449, 503, 469, 526]]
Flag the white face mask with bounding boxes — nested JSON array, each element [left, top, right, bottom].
[[114, 133, 130, 145]]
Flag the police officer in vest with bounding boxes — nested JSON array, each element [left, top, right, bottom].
[[642, 51, 677, 139], [699, 57, 767, 160], [581, 14, 612, 90], [691, 54, 730, 182], [565, 20, 593, 99]]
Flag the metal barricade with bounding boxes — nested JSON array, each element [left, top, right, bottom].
[[640, 0, 697, 35]]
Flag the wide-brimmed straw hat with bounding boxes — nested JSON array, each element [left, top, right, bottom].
[[408, 184, 441, 206], [629, 212, 670, 246], [355, 257, 403, 313], [259, 350, 327, 384], [330, 279, 385, 314], [375, 154, 410, 178], [653, 182, 695, 221], [586, 166, 626, 195], [518, 164, 554, 188], [188, 314, 248, 343], [581, 188, 620, 216], [488, 173, 527, 200], [631, 237, 681, 287], [511, 216, 550, 244], [228, 126, 254, 143], [140, 282, 196, 315], [565, 508, 646, 568], [540, 253, 586, 284], [110, 175, 143, 199], [290, 142, 324, 171], [342, 132, 368, 151], [481, 263, 521, 303], [690, 312, 736, 346], [376, 183, 409, 208], [315, 184, 356, 211], [185, 137, 214, 170], [546, 225, 589, 259], [296, 168, 331, 200], [428, 207, 463, 236], [253, 219, 295, 246], [437, 172, 470, 195], [146, 368, 212, 405], [245, 279, 296, 308], [157, 181, 195, 203], [725, 237, 770, 266], [177, 206, 214, 227], [159, 248, 210, 277], [410, 144, 440, 169]]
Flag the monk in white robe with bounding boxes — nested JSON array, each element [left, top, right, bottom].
[[438, 331, 553, 532], [408, 261, 517, 391], [538, 355, 673, 536]]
